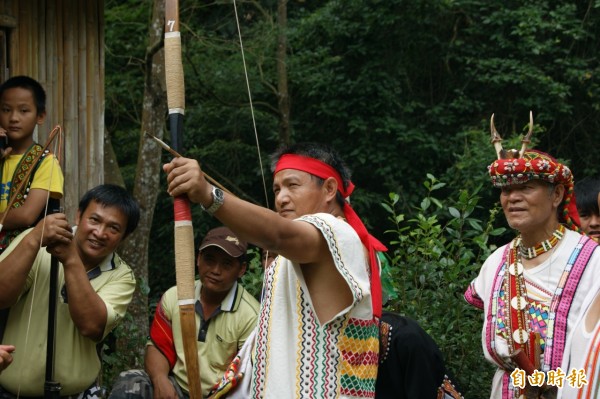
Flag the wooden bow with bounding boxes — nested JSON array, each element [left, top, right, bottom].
[[164, 1, 202, 398]]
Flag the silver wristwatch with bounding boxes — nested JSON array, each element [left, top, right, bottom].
[[201, 185, 224, 215]]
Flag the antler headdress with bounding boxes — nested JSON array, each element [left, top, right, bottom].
[[487, 112, 581, 231], [489, 111, 534, 160]]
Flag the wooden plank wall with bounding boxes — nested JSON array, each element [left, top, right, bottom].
[[0, 0, 104, 219]]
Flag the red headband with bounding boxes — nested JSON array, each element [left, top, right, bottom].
[[274, 153, 386, 318], [274, 154, 355, 198]]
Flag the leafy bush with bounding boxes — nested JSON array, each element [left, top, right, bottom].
[[382, 174, 506, 398], [241, 247, 266, 300]]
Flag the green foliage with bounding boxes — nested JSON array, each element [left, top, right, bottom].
[[289, 0, 455, 217], [104, 0, 150, 188], [241, 247, 266, 300], [382, 174, 506, 398], [445, 0, 600, 177]]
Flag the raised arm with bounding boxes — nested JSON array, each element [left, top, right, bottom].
[[164, 157, 354, 324], [163, 157, 328, 265]]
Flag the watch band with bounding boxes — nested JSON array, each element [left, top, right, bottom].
[[201, 185, 224, 215]]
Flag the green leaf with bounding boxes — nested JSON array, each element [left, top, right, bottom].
[[421, 197, 431, 210], [448, 207, 461, 218]]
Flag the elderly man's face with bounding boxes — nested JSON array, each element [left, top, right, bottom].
[[500, 180, 564, 235]]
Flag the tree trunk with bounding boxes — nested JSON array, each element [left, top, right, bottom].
[[277, 0, 290, 145], [103, 128, 125, 187], [115, 0, 167, 367]]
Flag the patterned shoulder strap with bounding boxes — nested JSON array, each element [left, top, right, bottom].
[[7, 143, 45, 208], [9, 143, 43, 208], [0, 144, 51, 252], [547, 236, 598, 369]]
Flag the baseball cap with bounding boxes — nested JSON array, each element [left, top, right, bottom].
[[198, 226, 247, 258]]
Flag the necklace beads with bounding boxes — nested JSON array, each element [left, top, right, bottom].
[[518, 224, 565, 260]]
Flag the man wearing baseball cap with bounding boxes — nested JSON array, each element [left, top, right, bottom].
[[109, 226, 260, 399]]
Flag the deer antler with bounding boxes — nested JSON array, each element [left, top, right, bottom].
[[490, 113, 535, 159], [490, 114, 505, 160], [518, 111, 534, 158]]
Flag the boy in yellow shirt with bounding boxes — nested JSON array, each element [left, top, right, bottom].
[[0, 75, 64, 252]]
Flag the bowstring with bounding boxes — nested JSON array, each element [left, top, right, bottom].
[[232, 0, 270, 210], [17, 126, 63, 398]]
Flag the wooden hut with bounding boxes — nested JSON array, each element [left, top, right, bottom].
[[0, 0, 104, 217]]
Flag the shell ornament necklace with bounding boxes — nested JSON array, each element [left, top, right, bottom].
[[517, 224, 566, 260]]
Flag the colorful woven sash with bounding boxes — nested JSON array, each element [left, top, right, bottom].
[[0, 143, 49, 252]]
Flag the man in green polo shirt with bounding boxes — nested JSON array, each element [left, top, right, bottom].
[[109, 226, 259, 398], [0, 184, 140, 398]]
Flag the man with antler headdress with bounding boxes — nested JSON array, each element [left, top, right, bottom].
[[164, 142, 385, 398], [464, 113, 600, 398]]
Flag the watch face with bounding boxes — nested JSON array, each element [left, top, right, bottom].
[[202, 186, 225, 214], [214, 187, 224, 203], [204, 186, 225, 215]]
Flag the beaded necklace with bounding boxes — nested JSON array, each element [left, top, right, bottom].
[[518, 224, 565, 260]]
